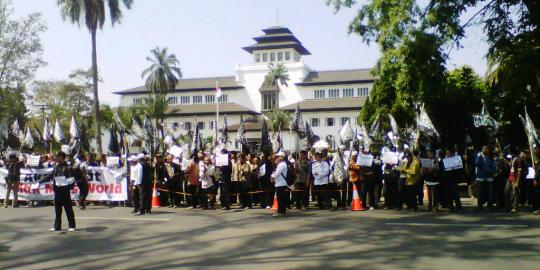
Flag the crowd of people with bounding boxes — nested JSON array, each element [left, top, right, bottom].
[[2, 142, 540, 230]]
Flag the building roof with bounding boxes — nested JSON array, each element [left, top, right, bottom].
[[243, 26, 311, 55], [282, 97, 367, 112], [297, 69, 376, 86], [165, 102, 257, 117], [114, 76, 243, 95]]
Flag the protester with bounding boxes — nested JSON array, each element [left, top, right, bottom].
[[311, 151, 332, 210], [49, 151, 76, 232], [359, 150, 376, 210], [3, 154, 21, 208], [186, 153, 200, 209], [236, 154, 252, 209], [293, 150, 310, 210], [271, 151, 288, 217], [199, 156, 215, 210], [505, 148, 527, 213], [402, 150, 421, 211], [129, 155, 143, 214], [423, 150, 440, 211], [475, 145, 496, 211]]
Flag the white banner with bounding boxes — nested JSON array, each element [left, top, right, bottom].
[[0, 167, 127, 201], [382, 152, 399, 165]]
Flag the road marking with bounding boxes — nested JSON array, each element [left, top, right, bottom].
[[78, 217, 171, 221], [386, 222, 529, 228]]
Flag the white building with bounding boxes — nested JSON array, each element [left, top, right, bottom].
[[115, 26, 375, 151]]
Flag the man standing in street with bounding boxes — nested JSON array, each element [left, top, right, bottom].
[[294, 150, 310, 210], [3, 154, 21, 208], [135, 154, 152, 215], [475, 145, 497, 211], [49, 151, 76, 232], [129, 156, 143, 214], [271, 151, 288, 217], [312, 151, 331, 210]]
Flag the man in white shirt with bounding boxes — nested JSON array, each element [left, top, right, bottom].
[[199, 156, 215, 210], [129, 156, 143, 214], [312, 152, 332, 210], [271, 151, 288, 216]]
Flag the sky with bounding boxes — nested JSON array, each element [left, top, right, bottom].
[[11, 0, 489, 106]]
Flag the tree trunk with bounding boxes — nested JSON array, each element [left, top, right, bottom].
[[275, 83, 280, 109], [91, 29, 103, 155]]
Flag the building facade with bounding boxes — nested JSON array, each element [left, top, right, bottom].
[[115, 26, 376, 151]]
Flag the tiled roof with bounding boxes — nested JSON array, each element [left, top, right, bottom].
[[165, 103, 257, 116], [114, 76, 242, 95], [281, 97, 367, 112], [297, 69, 376, 86]]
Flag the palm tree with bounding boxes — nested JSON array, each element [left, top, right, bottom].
[[264, 62, 289, 109], [57, 0, 133, 155], [141, 47, 182, 151], [267, 108, 291, 132], [141, 47, 182, 94]]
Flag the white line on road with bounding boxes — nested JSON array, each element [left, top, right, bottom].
[[78, 217, 171, 221], [386, 222, 529, 228]]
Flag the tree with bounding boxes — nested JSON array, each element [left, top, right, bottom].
[[141, 46, 182, 151], [141, 47, 182, 94], [264, 62, 290, 109], [0, 0, 46, 88], [57, 0, 133, 155], [266, 109, 291, 132], [328, 0, 540, 147]]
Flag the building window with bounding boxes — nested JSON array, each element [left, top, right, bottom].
[[270, 52, 275, 62], [262, 92, 276, 111], [184, 122, 192, 131], [197, 122, 205, 130], [343, 88, 354, 98], [133, 97, 143, 105], [255, 53, 261, 62], [329, 89, 340, 99], [209, 121, 215, 130], [358, 87, 369, 97], [326, 117, 335, 127], [193, 95, 203, 104], [314, 89, 325, 99], [217, 94, 228, 103], [179, 96, 190, 104], [278, 52, 283, 61], [262, 53, 268, 62], [285, 51, 291, 61], [341, 117, 350, 126], [311, 118, 320, 127], [205, 95, 215, 103], [172, 122, 179, 129], [167, 96, 178, 105]]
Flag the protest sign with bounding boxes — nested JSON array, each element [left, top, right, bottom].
[[357, 154, 374, 167], [382, 152, 399, 165], [106, 156, 120, 167], [27, 155, 41, 167], [443, 156, 463, 171], [421, 159, 437, 169], [61, 145, 70, 154], [216, 154, 229, 166]]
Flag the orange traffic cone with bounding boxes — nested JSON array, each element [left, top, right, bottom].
[[271, 194, 278, 211], [151, 183, 161, 208], [351, 183, 364, 211]]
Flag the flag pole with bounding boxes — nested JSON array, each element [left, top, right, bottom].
[[215, 81, 220, 145], [525, 107, 536, 166]]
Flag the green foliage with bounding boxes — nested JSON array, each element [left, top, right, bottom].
[[329, 0, 540, 147], [0, 86, 27, 125], [57, 0, 133, 31], [141, 46, 182, 93], [0, 0, 46, 88], [266, 109, 291, 132]]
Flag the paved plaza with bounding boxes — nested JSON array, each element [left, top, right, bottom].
[[1, 200, 539, 270]]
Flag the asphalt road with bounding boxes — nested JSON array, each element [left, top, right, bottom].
[[1, 201, 539, 270]]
